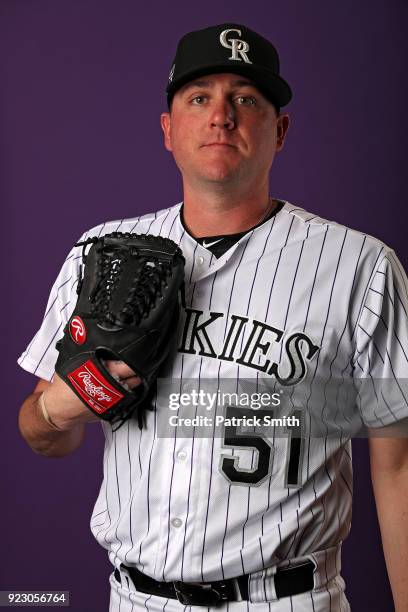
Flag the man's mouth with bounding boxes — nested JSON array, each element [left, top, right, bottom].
[[202, 142, 236, 148]]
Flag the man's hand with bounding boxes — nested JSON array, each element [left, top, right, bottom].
[[18, 361, 141, 457], [44, 361, 141, 431], [41, 373, 99, 430]]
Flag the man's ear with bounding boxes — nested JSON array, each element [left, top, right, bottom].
[[276, 113, 290, 152], [160, 112, 172, 152]]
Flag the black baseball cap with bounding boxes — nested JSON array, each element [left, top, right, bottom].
[[166, 23, 292, 109]]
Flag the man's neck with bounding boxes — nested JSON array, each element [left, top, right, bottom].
[[182, 184, 274, 238]]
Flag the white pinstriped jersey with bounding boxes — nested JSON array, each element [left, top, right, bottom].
[[19, 201, 408, 604]]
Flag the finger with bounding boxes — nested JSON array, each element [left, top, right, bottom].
[[104, 360, 137, 379], [122, 375, 142, 390]]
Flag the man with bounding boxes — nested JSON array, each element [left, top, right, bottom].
[[18, 23, 408, 611]]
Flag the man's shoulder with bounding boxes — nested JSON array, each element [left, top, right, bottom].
[[79, 202, 182, 241], [281, 200, 393, 258]]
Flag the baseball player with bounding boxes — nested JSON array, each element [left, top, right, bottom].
[[18, 23, 408, 612]]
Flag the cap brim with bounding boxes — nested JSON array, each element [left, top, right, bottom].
[[167, 62, 292, 107]]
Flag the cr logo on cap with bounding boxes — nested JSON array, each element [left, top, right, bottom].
[[219, 28, 252, 64]]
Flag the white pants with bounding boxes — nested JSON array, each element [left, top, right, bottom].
[[109, 568, 351, 612]]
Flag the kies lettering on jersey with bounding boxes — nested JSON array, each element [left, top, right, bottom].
[[179, 308, 319, 385]]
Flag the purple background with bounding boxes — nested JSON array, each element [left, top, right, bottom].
[[2, 0, 407, 609]]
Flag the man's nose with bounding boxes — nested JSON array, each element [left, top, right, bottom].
[[209, 99, 235, 130]]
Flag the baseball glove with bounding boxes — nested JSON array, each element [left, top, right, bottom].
[[55, 232, 185, 429]]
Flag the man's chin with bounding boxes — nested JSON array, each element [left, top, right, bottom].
[[199, 165, 242, 185]]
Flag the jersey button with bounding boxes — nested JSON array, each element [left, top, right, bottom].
[[177, 450, 187, 461], [197, 256, 205, 266], [171, 517, 183, 528]]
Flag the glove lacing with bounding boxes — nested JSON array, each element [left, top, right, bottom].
[[77, 237, 175, 327], [90, 249, 173, 327]]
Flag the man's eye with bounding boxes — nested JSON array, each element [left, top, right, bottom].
[[235, 96, 256, 106], [191, 96, 206, 105]]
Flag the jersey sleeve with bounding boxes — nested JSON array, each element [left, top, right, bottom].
[[353, 249, 408, 428], [17, 238, 85, 381]]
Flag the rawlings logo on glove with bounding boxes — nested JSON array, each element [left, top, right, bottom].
[[55, 232, 185, 429], [70, 316, 87, 344]]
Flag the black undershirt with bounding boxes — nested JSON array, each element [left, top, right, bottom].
[[182, 200, 284, 258]]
